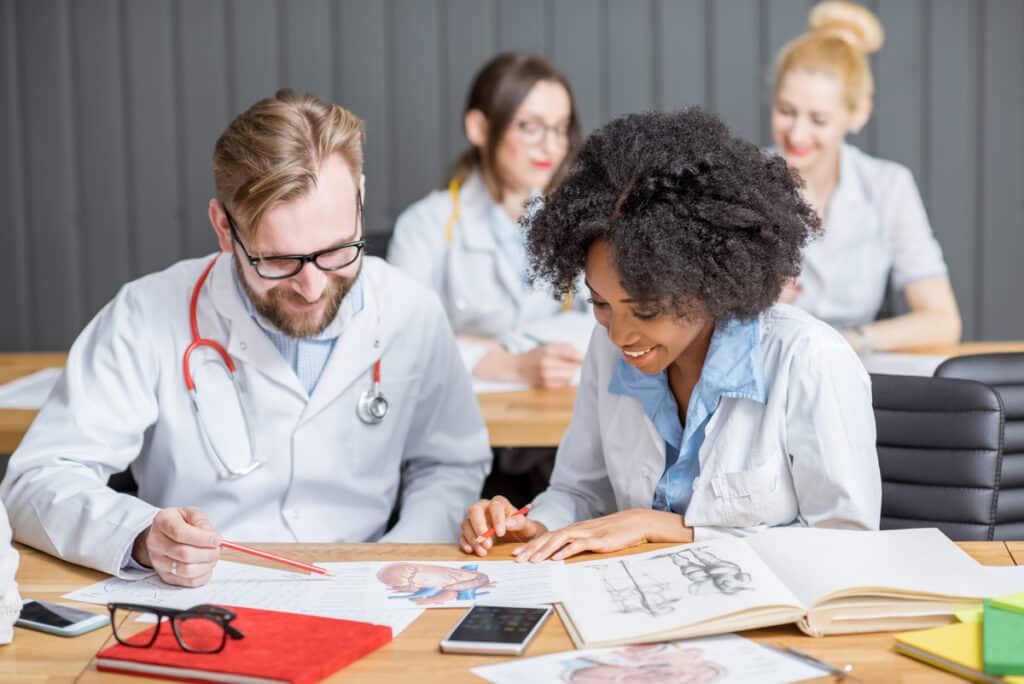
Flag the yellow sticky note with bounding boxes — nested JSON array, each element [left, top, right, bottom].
[[992, 591, 1024, 614], [955, 608, 983, 623]]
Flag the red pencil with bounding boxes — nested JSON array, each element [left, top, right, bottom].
[[221, 540, 335, 577], [474, 503, 535, 544]]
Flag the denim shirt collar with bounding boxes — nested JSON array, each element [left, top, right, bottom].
[[608, 316, 767, 418]]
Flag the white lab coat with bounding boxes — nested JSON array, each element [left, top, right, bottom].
[[0, 255, 491, 577], [388, 171, 592, 368], [0, 505, 20, 644], [530, 304, 881, 540], [793, 144, 949, 329]]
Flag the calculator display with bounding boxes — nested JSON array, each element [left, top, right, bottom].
[[447, 606, 549, 644]]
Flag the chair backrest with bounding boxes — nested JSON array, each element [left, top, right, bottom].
[[871, 372, 1004, 540], [934, 353, 1024, 540]]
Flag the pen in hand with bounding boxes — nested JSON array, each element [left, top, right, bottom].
[[474, 503, 536, 544]]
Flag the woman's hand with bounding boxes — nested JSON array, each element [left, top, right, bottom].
[[473, 344, 582, 388], [512, 509, 693, 563], [459, 495, 548, 557]]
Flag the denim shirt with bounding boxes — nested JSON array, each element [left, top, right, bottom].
[[608, 317, 767, 516], [231, 261, 365, 395]]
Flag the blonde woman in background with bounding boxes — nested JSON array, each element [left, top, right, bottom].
[[773, 1, 961, 353], [388, 53, 590, 388]]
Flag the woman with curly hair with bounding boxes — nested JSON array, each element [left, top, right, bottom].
[[458, 108, 881, 561]]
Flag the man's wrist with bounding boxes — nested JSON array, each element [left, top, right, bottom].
[[131, 527, 153, 568]]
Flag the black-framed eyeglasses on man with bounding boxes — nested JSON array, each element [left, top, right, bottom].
[[107, 603, 245, 654], [223, 190, 365, 280]]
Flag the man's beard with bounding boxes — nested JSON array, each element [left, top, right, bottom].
[[236, 258, 359, 338]]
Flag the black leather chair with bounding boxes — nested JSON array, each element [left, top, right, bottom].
[[872, 372, 1004, 540], [934, 353, 1024, 540]]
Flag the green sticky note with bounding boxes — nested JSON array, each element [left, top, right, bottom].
[[983, 599, 1024, 675], [955, 608, 983, 623], [991, 591, 1024, 615]]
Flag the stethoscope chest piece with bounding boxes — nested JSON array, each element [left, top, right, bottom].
[[357, 359, 388, 425]]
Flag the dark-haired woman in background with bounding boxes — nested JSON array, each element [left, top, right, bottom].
[[389, 53, 589, 388], [459, 109, 881, 561]]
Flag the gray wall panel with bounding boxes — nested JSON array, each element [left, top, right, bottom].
[[280, 0, 333, 97], [177, 0, 229, 258], [227, 0, 280, 114], [391, 0, 443, 216], [70, 0, 132, 317], [441, 0, 496, 175], [17, 0, 83, 349], [658, 0, 707, 111], [497, 0, 550, 57], [0, 0, 32, 350], [2, 0, 1022, 349], [552, 0, 604, 131], [980, 0, 1024, 339], [928, 0, 978, 340], [711, 0, 760, 141], [335, 0, 391, 235], [608, 0, 655, 118], [123, 0, 184, 275]]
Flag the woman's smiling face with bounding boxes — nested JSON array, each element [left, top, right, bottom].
[[585, 240, 713, 375]]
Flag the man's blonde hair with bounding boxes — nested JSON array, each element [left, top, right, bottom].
[[213, 89, 366, 237]]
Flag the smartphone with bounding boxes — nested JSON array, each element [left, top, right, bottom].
[[439, 605, 552, 656], [16, 600, 110, 637]]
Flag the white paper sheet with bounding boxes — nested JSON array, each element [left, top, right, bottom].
[[63, 560, 424, 636], [0, 367, 61, 408], [860, 352, 948, 377], [319, 559, 568, 609], [561, 539, 804, 646], [747, 527, 1024, 608], [471, 634, 827, 684]]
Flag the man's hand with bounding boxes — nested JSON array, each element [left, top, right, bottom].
[[132, 507, 222, 587]]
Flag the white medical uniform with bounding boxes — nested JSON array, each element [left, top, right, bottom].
[[529, 304, 882, 540], [0, 255, 491, 577], [388, 171, 591, 369], [0, 506, 20, 644], [793, 144, 949, 329]]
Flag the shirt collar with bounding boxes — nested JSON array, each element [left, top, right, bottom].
[[609, 316, 767, 408], [230, 255, 364, 341]]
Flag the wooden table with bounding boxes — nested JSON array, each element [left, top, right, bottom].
[[4, 343, 1024, 451], [1, 541, 1017, 683]]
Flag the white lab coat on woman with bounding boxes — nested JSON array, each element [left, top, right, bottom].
[[0, 255, 491, 577], [529, 304, 881, 539], [388, 171, 592, 369]]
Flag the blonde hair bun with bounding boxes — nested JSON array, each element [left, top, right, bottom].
[[809, 1, 884, 54]]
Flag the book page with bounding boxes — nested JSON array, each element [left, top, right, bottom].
[[746, 527, 1024, 607], [471, 634, 827, 684], [561, 538, 804, 646], [64, 560, 423, 636], [319, 558, 567, 608]]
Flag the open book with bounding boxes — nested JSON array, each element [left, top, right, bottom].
[[557, 528, 1024, 648]]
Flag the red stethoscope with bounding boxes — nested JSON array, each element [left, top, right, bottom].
[[182, 256, 388, 478]]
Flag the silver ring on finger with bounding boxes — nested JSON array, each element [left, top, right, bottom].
[[171, 560, 178, 577]]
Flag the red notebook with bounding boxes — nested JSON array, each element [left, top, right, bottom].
[[96, 605, 392, 684]]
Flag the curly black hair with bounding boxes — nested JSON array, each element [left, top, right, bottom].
[[526, 108, 819, 322]]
